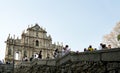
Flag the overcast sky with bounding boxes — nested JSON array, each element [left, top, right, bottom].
[[0, 0, 120, 60]]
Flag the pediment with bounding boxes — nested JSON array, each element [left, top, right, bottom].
[[32, 24, 40, 31], [27, 24, 46, 33]]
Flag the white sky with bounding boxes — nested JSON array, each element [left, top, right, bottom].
[[0, 0, 120, 60]]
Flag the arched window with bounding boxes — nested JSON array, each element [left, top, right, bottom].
[[36, 40, 39, 46], [15, 52, 19, 60], [24, 50, 27, 57], [8, 48, 11, 55]]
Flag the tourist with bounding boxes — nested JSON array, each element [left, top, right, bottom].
[[54, 48, 59, 58], [76, 51, 79, 54], [23, 56, 28, 61], [84, 48, 87, 51], [34, 54, 38, 59], [88, 45, 94, 51], [101, 44, 107, 50], [38, 51, 42, 59], [94, 48, 97, 50], [30, 55, 34, 61], [107, 44, 111, 49], [62, 45, 70, 56], [6, 61, 10, 64], [98, 43, 103, 50], [0, 60, 3, 64]]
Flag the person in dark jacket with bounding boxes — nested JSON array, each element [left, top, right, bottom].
[[38, 51, 42, 59]]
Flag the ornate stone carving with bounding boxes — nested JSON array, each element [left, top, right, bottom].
[[5, 24, 63, 64]]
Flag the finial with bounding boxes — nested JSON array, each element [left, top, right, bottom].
[[9, 33, 10, 37], [8, 34, 10, 39], [11, 36, 12, 39], [61, 42, 63, 46], [57, 42, 59, 45], [17, 37, 19, 39], [35, 23, 38, 25], [31, 24, 33, 27], [14, 34, 15, 39]]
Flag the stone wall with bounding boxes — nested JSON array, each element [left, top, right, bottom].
[[14, 48, 120, 73], [0, 64, 13, 73]]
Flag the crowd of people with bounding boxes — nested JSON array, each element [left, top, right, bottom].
[[0, 43, 113, 64], [22, 45, 71, 61], [53, 43, 112, 58], [99, 43, 111, 50], [84, 43, 112, 52], [22, 50, 43, 62], [21, 43, 112, 61], [53, 45, 71, 58], [0, 60, 10, 64]]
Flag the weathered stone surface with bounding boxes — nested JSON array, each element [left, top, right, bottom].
[[13, 48, 120, 73], [101, 48, 120, 61], [0, 64, 13, 73], [1, 48, 119, 73], [5, 24, 63, 64]]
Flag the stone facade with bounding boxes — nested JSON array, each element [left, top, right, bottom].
[[5, 24, 63, 64]]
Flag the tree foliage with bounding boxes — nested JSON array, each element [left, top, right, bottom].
[[103, 22, 120, 48]]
